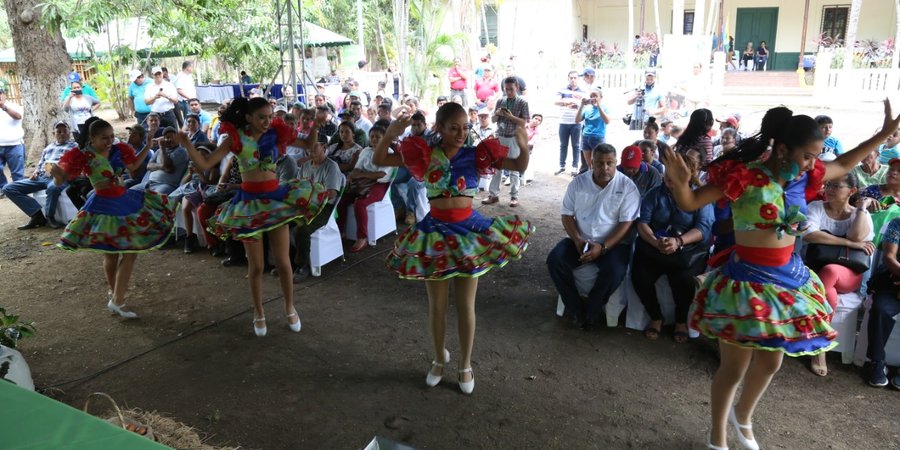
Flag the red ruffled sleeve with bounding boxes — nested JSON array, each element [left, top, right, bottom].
[[270, 117, 296, 151], [115, 142, 138, 165], [398, 135, 432, 181], [805, 158, 826, 202], [56, 147, 88, 180], [475, 137, 509, 176], [220, 121, 241, 154], [706, 159, 751, 201]]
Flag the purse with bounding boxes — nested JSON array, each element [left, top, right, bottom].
[[622, 113, 632, 125], [805, 243, 870, 274], [635, 237, 709, 270]]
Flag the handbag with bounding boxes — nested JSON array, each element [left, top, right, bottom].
[[622, 113, 632, 125], [635, 237, 709, 270], [867, 270, 899, 294], [805, 243, 870, 274]]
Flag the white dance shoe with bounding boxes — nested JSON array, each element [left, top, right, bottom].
[[425, 349, 450, 387], [107, 299, 138, 319], [729, 406, 760, 450]]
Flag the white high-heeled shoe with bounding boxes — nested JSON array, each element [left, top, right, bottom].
[[286, 309, 301, 333], [707, 432, 729, 450], [425, 349, 450, 387], [729, 406, 760, 450], [458, 367, 475, 395], [253, 316, 267, 337], [107, 299, 138, 319]]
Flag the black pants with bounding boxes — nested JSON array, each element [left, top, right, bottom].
[[866, 291, 900, 362], [546, 238, 630, 322], [291, 202, 335, 271], [157, 110, 178, 129], [66, 177, 93, 210], [631, 245, 707, 324]]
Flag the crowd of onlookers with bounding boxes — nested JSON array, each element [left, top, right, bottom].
[[3, 59, 900, 389]]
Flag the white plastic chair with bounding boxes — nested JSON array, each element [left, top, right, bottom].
[[555, 264, 628, 327], [414, 181, 430, 222], [853, 294, 900, 367], [344, 179, 397, 246], [830, 291, 864, 365], [310, 175, 347, 276], [30, 188, 79, 224]]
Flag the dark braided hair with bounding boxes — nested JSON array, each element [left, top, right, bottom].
[[711, 106, 822, 166], [221, 97, 270, 130]]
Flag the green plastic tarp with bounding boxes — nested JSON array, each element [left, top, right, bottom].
[[0, 381, 171, 450]]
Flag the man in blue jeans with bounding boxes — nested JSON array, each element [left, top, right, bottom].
[[0, 81, 25, 196], [2, 121, 77, 229], [554, 71, 583, 176], [866, 223, 900, 389]]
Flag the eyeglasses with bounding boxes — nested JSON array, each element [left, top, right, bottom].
[[823, 182, 851, 189]]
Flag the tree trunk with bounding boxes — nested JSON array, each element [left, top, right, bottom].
[[4, 0, 70, 162], [843, 0, 862, 70]]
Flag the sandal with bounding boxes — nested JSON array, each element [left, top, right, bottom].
[[643, 325, 661, 341], [673, 331, 690, 344], [810, 353, 828, 377]]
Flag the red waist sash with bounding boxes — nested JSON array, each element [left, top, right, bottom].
[[241, 179, 279, 193], [94, 185, 126, 198], [430, 207, 473, 223], [735, 244, 793, 267]]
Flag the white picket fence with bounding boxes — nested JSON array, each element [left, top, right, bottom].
[[814, 52, 900, 99]]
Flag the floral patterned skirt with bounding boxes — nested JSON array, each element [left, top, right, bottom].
[[209, 179, 327, 240], [387, 208, 533, 280], [59, 189, 176, 253], [689, 252, 838, 356]]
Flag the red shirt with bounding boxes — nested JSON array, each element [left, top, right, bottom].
[[475, 78, 499, 102], [449, 67, 467, 90]]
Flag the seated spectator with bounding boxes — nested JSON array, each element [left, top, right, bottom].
[[132, 127, 189, 195], [546, 144, 641, 330], [854, 147, 888, 189], [632, 147, 713, 343], [326, 122, 363, 173], [803, 172, 875, 376], [283, 114, 307, 162], [185, 114, 210, 144], [350, 100, 372, 134], [376, 103, 393, 123], [877, 129, 900, 164], [712, 128, 737, 160], [816, 115, 844, 157], [174, 143, 220, 253], [673, 108, 714, 164], [208, 101, 229, 142], [617, 144, 661, 198], [332, 111, 369, 147], [185, 98, 211, 133], [198, 154, 242, 258], [123, 124, 151, 188], [274, 105, 288, 119], [2, 120, 78, 229], [860, 159, 900, 211], [315, 105, 338, 144], [337, 126, 392, 252], [638, 139, 665, 175], [291, 142, 343, 282], [864, 216, 900, 388]]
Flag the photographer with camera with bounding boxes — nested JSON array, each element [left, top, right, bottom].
[[62, 80, 100, 139], [626, 70, 664, 131], [575, 88, 610, 173]]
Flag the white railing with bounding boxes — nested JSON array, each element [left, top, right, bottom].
[[596, 69, 645, 90], [815, 52, 900, 96]]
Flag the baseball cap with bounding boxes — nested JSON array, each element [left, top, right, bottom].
[[67, 71, 81, 83], [151, 66, 163, 74], [436, 95, 449, 102], [129, 70, 143, 82], [476, 107, 490, 116], [274, 105, 288, 113], [468, 105, 479, 112], [888, 158, 900, 167], [292, 102, 307, 110], [717, 116, 739, 129], [581, 67, 596, 77], [644, 69, 656, 77], [162, 126, 178, 135], [348, 91, 363, 99], [53, 119, 70, 129], [620, 145, 642, 169], [126, 124, 146, 135]]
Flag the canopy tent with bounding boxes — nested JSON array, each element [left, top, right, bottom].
[[300, 21, 354, 48]]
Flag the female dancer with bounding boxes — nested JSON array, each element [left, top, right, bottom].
[[55, 118, 174, 318], [373, 102, 532, 394], [178, 97, 326, 337], [662, 101, 900, 449]]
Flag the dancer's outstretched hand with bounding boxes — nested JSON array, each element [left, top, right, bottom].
[[882, 98, 900, 136], [661, 147, 691, 187]]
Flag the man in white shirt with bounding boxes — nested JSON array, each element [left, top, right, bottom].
[[0, 80, 24, 194], [174, 61, 197, 127], [144, 66, 179, 128], [546, 144, 641, 330]]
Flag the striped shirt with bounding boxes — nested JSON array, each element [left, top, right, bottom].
[[36, 139, 78, 169], [558, 86, 584, 125]]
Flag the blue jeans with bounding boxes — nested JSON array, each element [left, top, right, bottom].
[[390, 167, 420, 213], [1, 176, 68, 219], [546, 238, 630, 322], [0, 144, 25, 189], [558, 124, 582, 169], [867, 291, 900, 362]]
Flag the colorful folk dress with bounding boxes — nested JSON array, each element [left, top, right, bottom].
[[387, 136, 534, 280], [209, 119, 327, 240], [57, 143, 176, 253], [690, 159, 838, 356]]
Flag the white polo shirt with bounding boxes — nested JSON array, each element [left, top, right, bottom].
[[174, 71, 197, 101], [0, 103, 24, 146], [561, 170, 640, 242], [144, 80, 178, 113]]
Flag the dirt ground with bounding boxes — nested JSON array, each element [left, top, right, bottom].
[[3, 97, 900, 449]]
